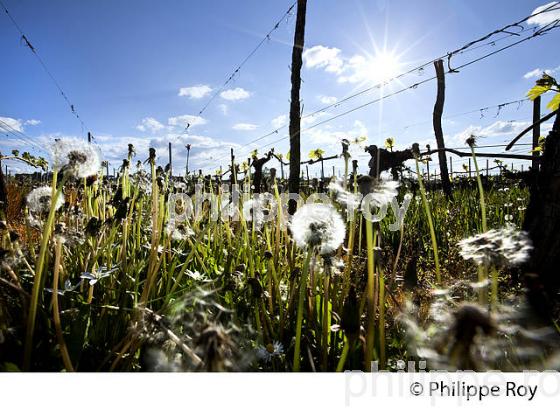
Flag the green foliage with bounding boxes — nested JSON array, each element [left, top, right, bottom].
[[308, 148, 325, 160], [384, 137, 395, 150], [527, 73, 560, 111], [547, 93, 560, 111]]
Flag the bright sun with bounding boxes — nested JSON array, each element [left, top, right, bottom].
[[368, 51, 402, 83]]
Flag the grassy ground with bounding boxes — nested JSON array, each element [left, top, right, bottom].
[[0, 167, 547, 372]]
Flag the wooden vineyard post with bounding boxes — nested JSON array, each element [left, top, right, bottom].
[[288, 0, 307, 214], [230, 148, 237, 186], [432, 59, 452, 198], [0, 155, 6, 214], [168, 142, 173, 176]]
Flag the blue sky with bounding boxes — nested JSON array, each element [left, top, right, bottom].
[[1, 0, 559, 176]]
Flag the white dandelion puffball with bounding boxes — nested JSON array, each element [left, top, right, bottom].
[[242, 198, 266, 228], [26, 186, 64, 214], [290, 203, 346, 255], [367, 180, 400, 208], [457, 226, 533, 267], [51, 138, 101, 178], [165, 222, 195, 242], [328, 180, 361, 209]]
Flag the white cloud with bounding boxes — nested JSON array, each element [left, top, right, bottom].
[[481, 121, 531, 136], [318, 95, 338, 104], [301, 112, 329, 127], [0, 116, 24, 132], [304, 120, 367, 150], [136, 117, 165, 133], [232, 123, 258, 131], [303, 45, 396, 85], [1, 125, 240, 175], [303, 45, 344, 74], [451, 120, 554, 146], [24, 119, 41, 126], [220, 87, 251, 101], [268, 112, 329, 130], [218, 103, 229, 115], [523, 66, 560, 79], [528, 2, 560, 27], [136, 113, 207, 135], [178, 84, 213, 99], [271, 114, 288, 129], [337, 55, 370, 84], [524, 68, 544, 79], [167, 114, 207, 128]]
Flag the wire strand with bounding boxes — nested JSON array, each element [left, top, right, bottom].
[[0, 0, 87, 135], [196, 1, 297, 117]]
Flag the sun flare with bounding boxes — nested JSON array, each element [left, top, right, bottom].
[[368, 51, 402, 83]]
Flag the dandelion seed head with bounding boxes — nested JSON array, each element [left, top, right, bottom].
[[166, 222, 194, 241], [328, 180, 361, 209], [290, 203, 346, 255], [361, 179, 400, 211], [242, 198, 268, 229], [256, 341, 284, 362], [26, 186, 63, 215], [51, 138, 101, 178], [457, 226, 532, 266]]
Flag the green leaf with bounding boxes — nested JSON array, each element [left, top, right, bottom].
[[527, 84, 551, 100], [308, 148, 325, 160], [384, 137, 395, 149], [546, 93, 560, 111], [1, 362, 20, 372], [529, 146, 542, 154]]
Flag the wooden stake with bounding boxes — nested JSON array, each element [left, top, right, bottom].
[[288, 0, 307, 215], [432, 59, 452, 197], [168, 142, 173, 176]]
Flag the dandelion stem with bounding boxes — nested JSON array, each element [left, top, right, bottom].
[[52, 238, 74, 371], [470, 146, 488, 232], [378, 265, 386, 369], [293, 248, 311, 372], [336, 336, 351, 372], [365, 220, 376, 370], [321, 269, 330, 370], [23, 171, 63, 370], [414, 158, 441, 284], [470, 145, 493, 306]]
